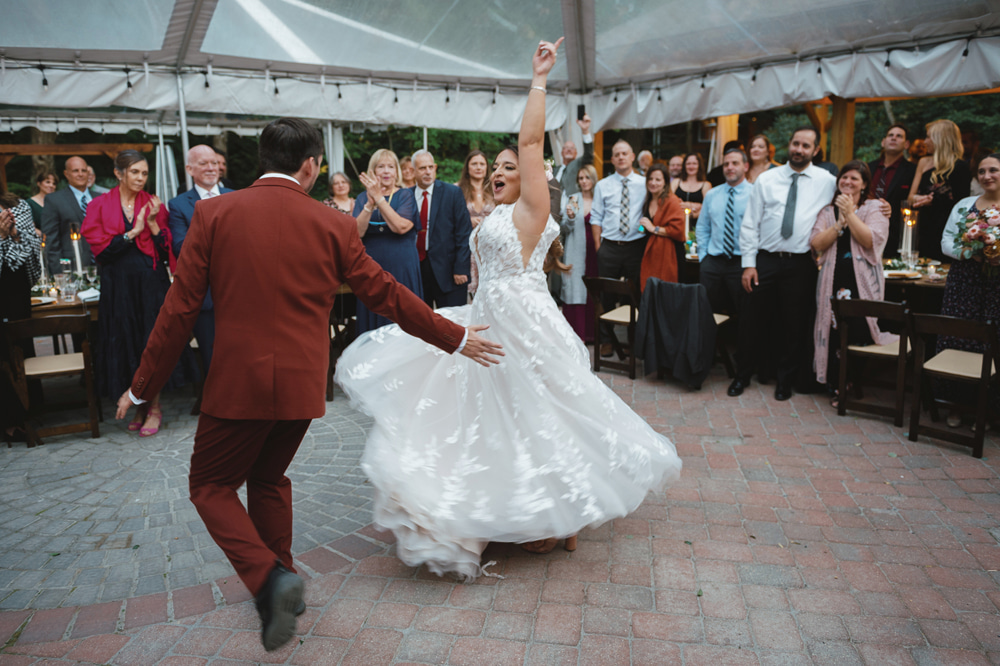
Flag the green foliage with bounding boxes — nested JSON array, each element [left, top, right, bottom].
[[757, 92, 1000, 166]]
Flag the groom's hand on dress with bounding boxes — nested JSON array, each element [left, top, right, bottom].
[[461, 325, 504, 367]]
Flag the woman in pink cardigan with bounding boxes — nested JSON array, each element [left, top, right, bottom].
[[810, 160, 897, 404]]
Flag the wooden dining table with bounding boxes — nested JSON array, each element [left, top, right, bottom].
[[31, 296, 99, 320]]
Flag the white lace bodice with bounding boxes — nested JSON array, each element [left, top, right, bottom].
[[471, 203, 559, 287]]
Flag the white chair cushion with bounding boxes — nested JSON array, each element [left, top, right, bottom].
[[924, 349, 996, 380], [600, 305, 634, 326], [24, 353, 85, 377], [848, 338, 910, 357]]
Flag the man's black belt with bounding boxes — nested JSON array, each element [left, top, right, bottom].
[[603, 238, 645, 246], [759, 249, 810, 259]]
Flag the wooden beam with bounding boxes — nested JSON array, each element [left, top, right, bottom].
[[593, 131, 604, 178], [0, 143, 154, 157], [829, 95, 856, 168]]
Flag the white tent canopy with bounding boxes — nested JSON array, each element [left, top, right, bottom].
[[2, 0, 999, 137]]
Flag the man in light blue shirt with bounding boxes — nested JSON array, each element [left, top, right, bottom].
[[41, 156, 97, 276], [697, 148, 752, 395], [590, 140, 648, 355]]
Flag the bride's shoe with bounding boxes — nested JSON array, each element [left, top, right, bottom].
[[522, 535, 577, 554]]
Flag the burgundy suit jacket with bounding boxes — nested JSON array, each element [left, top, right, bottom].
[[130, 176, 465, 420]]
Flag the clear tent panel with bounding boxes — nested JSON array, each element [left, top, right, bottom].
[[2, 0, 176, 52], [591, 0, 996, 84], [202, 0, 567, 81]]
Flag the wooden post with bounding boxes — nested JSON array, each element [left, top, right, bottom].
[[593, 131, 604, 178], [803, 103, 830, 158], [830, 95, 856, 168]]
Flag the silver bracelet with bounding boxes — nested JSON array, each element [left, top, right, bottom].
[[529, 86, 546, 94]]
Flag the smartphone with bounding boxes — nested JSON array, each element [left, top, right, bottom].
[[577, 104, 586, 121]]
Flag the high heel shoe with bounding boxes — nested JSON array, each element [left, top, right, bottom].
[[521, 535, 577, 554], [139, 407, 163, 437], [128, 406, 149, 432]]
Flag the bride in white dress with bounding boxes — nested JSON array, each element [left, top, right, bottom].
[[335, 37, 682, 580]]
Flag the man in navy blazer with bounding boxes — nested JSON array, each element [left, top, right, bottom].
[[412, 150, 473, 308], [168, 145, 232, 374]]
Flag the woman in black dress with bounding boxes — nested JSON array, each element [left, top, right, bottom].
[[908, 119, 970, 262], [0, 196, 41, 443], [82, 150, 196, 436]]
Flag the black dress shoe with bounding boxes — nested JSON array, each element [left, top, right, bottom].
[[774, 384, 792, 401], [600, 343, 614, 357], [294, 599, 306, 616], [255, 564, 304, 652], [727, 378, 748, 397]]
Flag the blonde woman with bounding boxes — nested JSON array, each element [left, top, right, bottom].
[[908, 119, 971, 262], [352, 149, 421, 333], [746, 134, 779, 184]]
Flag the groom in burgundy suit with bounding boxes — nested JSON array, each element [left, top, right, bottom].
[[116, 118, 503, 651]]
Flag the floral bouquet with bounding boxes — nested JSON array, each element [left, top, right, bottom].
[[952, 205, 1000, 272]]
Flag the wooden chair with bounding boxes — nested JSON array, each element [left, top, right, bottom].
[[907, 313, 998, 458], [713, 313, 736, 379], [831, 299, 910, 427], [2, 314, 100, 447], [326, 301, 356, 401], [583, 277, 640, 379]]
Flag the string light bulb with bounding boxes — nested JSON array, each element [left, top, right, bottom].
[[962, 40, 970, 61], [751, 67, 758, 86], [884, 52, 891, 71], [393, 88, 398, 104], [700, 75, 706, 89], [656, 88, 662, 102], [816, 60, 822, 78], [40, 65, 48, 91], [337, 83, 342, 100], [125, 66, 133, 93]]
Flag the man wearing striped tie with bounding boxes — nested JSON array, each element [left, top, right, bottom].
[[695, 148, 752, 396], [41, 156, 98, 277], [590, 140, 648, 357]]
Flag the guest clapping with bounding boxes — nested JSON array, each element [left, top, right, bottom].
[[323, 172, 354, 215], [639, 165, 685, 289], [810, 161, 895, 397], [0, 195, 41, 443], [352, 149, 422, 333], [670, 153, 712, 226], [82, 150, 197, 436], [458, 150, 495, 229]]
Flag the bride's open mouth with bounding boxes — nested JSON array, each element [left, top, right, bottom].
[[493, 181, 505, 196]]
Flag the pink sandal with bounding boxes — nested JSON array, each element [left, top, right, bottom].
[[128, 406, 149, 432], [139, 407, 163, 437]]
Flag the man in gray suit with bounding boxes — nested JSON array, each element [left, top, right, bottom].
[[554, 115, 593, 197], [42, 156, 97, 275]]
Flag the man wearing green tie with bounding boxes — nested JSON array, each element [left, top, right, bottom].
[[737, 127, 835, 401]]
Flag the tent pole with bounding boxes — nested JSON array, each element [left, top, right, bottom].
[[423, 127, 428, 151], [176, 73, 192, 191]]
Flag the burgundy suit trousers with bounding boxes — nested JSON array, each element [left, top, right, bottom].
[[189, 413, 311, 595]]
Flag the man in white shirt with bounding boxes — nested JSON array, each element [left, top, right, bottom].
[[168, 145, 231, 387], [636, 150, 653, 176], [736, 126, 835, 400], [590, 139, 648, 356]]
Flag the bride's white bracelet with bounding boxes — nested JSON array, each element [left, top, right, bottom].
[[529, 86, 546, 94]]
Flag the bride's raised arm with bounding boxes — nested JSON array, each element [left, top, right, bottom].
[[511, 37, 564, 237]]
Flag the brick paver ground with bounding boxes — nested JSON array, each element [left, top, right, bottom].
[[2, 362, 999, 665]]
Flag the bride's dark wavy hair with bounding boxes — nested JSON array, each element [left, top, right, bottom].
[[496, 145, 572, 275]]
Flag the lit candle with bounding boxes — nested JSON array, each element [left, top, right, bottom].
[[39, 238, 47, 284], [70, 227, 84, 276], [48, 286, 58, 299], [900, 208, 915, 254], [684, 207, 691, 245]]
